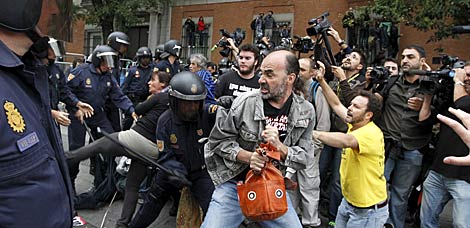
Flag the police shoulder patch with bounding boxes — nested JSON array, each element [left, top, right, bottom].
[[170, 134, 177, 144], [67, 73, 75, 81], [157, 140, 164, 152]]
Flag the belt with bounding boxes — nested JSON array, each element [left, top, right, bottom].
[[348, 200, 388, 210]]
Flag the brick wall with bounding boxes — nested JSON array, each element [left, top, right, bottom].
[[171, 0, 470, 65]]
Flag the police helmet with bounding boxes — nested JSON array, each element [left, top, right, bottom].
[[0, 0, 42, 31], [136, 46, 152, 58], [169, 71, 207, 101], [91, 45, 118, 68], [154, 44, 165, 60], [107, 31, 130, 52], [160, 40, 182, 59], [168, 71, 206, 121]]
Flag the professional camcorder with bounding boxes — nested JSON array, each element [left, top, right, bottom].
[[405, 55, 465, 95], [306, 12, 332, 36]]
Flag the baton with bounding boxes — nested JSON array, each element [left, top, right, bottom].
[[96, 127, 192, 186], [82, 121, 105, 161]]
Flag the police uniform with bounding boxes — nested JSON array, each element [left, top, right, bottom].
[[66, 63, 134, 185], [129, 109, 215, 227], [155, 58, 180, 77], [0, 41, 73, 227], [121, 63, 155, 130]]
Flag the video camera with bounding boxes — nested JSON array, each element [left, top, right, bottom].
[[306, 12, 332, 36], [405, 55, 465, 94], [211, 28, 246, 57], [292, 35, 314, 53]]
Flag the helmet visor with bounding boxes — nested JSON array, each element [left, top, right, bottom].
[[48, 38, 65, 57], [99, 54, 116, 68]]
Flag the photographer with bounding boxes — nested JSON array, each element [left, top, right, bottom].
[[376, 45, 436, 228], [420, 68, 470, 228]]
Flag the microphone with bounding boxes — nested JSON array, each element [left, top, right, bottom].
[[404, 69, 455, 77], [452, 25, 470, 34]]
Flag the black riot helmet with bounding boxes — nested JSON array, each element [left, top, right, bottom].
[[0, 0, 42, 31], [168, 71, 207, 122], [91, 45, 118, 68], [154, 44, 165, 61], [136, 46, 152, 65], [160, 40, 182, 59], [107, 31, 130, 54]]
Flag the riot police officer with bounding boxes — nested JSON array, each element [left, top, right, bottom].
[[0, 0, 73, 227], [121, 46, 155, 130], [39, 37, 94, 129], [106, 31, 131, 132], [66, 45, 136, 189], [128, 71, 215, 227], [154, 43, 164, 64], [155, 39, 182, 77]]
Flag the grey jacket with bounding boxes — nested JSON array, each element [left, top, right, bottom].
[[204, 90, 316, 186]]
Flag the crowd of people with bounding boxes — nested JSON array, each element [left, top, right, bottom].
[[2, 1, 470, 228]]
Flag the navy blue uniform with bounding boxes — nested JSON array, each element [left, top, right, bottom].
[[66, 63, 134, 187], [0, 41, 73, 227], [129, 109, 215, 227], [155, 58, 180, 77], [121, 64, 155, 130]]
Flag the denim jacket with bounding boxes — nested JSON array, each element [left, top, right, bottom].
[[204, 90, 315, 186]]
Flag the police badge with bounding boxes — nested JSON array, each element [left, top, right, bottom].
[[4, 100, 26, 133]]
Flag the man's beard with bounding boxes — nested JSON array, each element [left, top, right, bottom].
[[349, 112, 366, 125], [260, 78, 286, 101], [239, 63, 255, 75]]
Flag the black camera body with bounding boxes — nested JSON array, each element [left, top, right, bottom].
[[306, 12, 332, 36], [370, 66, 390, 83], [292, 35, 314, 53], [214, 28, 246, 57], [409, 55, 465, 95]]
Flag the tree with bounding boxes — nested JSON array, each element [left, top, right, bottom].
[[371, 0, 470, 42], [74, 0, 166, 39]]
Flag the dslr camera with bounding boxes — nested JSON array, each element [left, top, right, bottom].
[[212, 28, 246, 57], [292, 35, 314, 53], [306, 12, 332, 36], [370, 66, 390, 83]]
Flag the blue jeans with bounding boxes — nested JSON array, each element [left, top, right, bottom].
[[335, 198, 389, 228], [420, 170, 470, 228], [384, 149, 423, 228], [201, 180, 302, 228], [319, 145, 343, 220]]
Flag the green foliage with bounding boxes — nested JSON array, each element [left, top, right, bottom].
[[370, 0, 470, 42], [74, 0, 165, 34]]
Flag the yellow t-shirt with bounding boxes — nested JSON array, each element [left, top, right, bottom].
[[340, 122, 387, 207]]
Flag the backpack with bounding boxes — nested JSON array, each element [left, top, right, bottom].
[[250, 19, 256, 30]]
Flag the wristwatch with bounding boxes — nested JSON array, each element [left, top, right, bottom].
[[455, 80, 465, 86], [338, 40, 345, 46]]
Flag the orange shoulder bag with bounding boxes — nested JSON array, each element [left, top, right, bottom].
[[236, 143, 288, 221]]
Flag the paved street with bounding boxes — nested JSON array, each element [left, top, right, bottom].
[[64, 126, 453, 228]]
